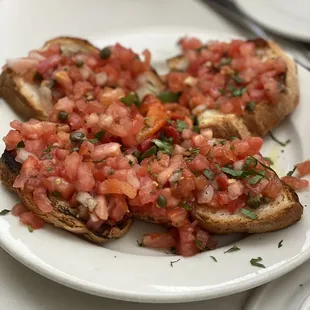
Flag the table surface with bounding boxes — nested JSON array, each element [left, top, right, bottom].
[[0, 1, 307, 309]]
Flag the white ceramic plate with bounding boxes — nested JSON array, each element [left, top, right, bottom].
[[245, 259, 310, 310], [235, 0, 310, 42], [1, 27, 310, 303]]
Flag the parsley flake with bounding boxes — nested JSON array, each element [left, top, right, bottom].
[[269, 132, 290, 147], [250, 257, 266, 268], [170, 258, 181, 267], [240, 208, 257, 220], [210, 256, 218, 262], [176, 120, 188, 132], [224, 245, 240, 253], [0, 209, 10, 216]]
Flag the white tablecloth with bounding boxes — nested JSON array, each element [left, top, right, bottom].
[[0, 1, 306, 309]]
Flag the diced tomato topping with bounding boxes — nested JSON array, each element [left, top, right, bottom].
[[33, 187, 53, 213], [20, 211, 45, 229], [99, 179, 137, 199], [3, 130, 23, 150], [11, 203, 28, 216], [108, 194, 128, 222], [281, 176, 309, 190], [296, 160, 310, 177], [142, 233, 176, 249]]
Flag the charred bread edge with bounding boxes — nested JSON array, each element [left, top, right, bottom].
[[0, 150, 132, 244]]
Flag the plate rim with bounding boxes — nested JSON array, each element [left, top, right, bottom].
[[235, 0, 310, 42]]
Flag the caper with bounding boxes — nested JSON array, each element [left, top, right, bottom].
[[100, 47, 111, 59], [157, 195, 167, 208], [70, 132, 85, 143], [58, 111, 68, 122]]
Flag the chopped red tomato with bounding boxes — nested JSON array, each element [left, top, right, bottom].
[[20, 211, 45, 229], [3, 130, 23, 150], [75, 162, 95, 192], [281, 176, 309, 190], [108, 194, 128, 222], [296, 160, 310, 177], [11, 203, 28, 216], [99, 179, 137, 199], [142, 233, 176, 248], [33, 187, 53, 213]]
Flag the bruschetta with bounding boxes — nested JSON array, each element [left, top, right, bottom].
[[0, 36, 164, 120], [166, 38, 299, 138]]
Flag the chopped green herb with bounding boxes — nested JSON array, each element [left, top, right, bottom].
[[58, 111, 68, 122], [264, 157, 274, 166], [232, 87, 247, 97], [262, 196, 270, 204], [75, 59, 84, 67], [88, 138, 99, 144], [137, 240, 143, 247], [100, 47, 111, 59], [16, 141, 25, 148], [220, 57, 232, 66], [248, 170, 266, 185], [221, 167, 245, 178], [247, 195, 261, 209], [224, 245, 240, 253], [120, 92, 140, 106], [140, 146, 157, 161], [218, 88, 225, 95], [152, 139, 173, 155], [246, 101, 256, 112], [128, 160, 134, 166], [184, 148, 200, 162], [147, 165, 158, 178], [158, 91, 180, 103], [52, 191, 61, 197], [0, 209, 10, 216], [170, 247, 176, 254], [170, 258, 181, 267], [203, 169, 214, 181], [278, 240, 283, 248], [287, 166, 297, 176], [176, 120, 187, 132], [95, 130, 105, 140], [228, 85, 235, 92], [210, 255, 218, 262], [132, 150, 141, 161], [195, 240, 203, 247], [269, 132, 290, 147], [70, 132, 85, 143], [72, 146, 79, 152], [230, 136, 238, 141], [165, 118, 173, 125], [240, 208, 257, 220], [250, 257, 266, 268], [46, 167, 53, 173], [157, 195, 167, 208], [42, 145, 52, 154], [232, 73, 244, 84], [193, 125, 200, 133], [180, 202, 192, 211], [108, 169, 115, 175], [28, 225, 33, 233]]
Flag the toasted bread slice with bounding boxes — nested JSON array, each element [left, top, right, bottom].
[[131, 183, 303, 234], [168, 39, 299, 139], [0, 37, 99, 120], [191, 182, 303, 234], [0, 150, 132, 244], [0, 37, 165, 121]]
